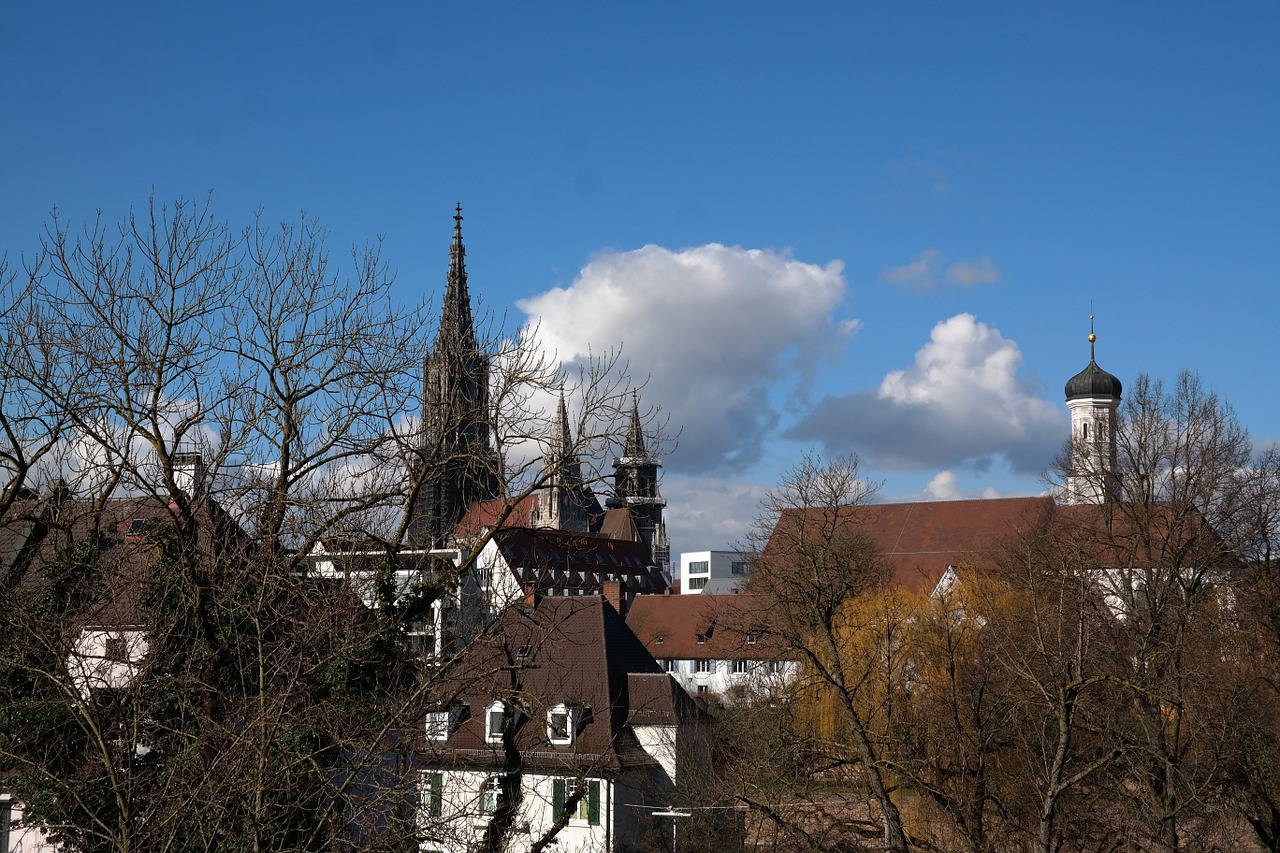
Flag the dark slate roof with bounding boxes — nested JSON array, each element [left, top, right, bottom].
[[420, 595, 694, 772], [1064, 358, 1123, 400], [488, 527, 668, 595], [764, 496, 1056, 595], [626, 594, 792, 661]]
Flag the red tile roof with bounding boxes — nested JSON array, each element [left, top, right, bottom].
[[765, 496, 1056, 595], [626, 594, 791, 661]]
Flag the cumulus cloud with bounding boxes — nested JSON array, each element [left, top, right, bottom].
[[786, 313, 1065, 473], [882, 250, 1002, 291], [925, 470, 962, 500], [661, 474, 771, 555], [519, 244, 854, 475]]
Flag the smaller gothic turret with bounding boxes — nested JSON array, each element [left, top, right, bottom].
[[1064, 317, 1122, 505], [606, 395, 669, 568], [530, 393, 599, 533]]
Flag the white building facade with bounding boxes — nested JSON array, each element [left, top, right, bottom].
[[678, 550, 751, 594]]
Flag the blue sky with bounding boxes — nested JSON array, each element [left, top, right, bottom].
[[3, 3, 1277, 555]]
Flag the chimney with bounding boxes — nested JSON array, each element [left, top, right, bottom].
[[172, 452, 206, 499], [602, 580, 624, 617]]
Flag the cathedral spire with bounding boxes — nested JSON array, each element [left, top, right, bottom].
[[440, 203, 475, 349], [551, 391, 572, 463], [623, 393, 646, 458], [410, 205, 500, 549]]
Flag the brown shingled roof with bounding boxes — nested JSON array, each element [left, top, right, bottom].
[[1, 494, 250, 628], [420, 596, 696, 772]]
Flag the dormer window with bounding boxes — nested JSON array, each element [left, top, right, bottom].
[[486, 701, 519, 743], [426, 704, 465, 741], [695, 633, 707, 645], [654, 634, 665, 645], [746, 632, 758, 646], [547, 702, 579, 745]]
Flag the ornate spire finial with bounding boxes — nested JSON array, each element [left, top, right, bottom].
[[1089, 314, 1097, 360]]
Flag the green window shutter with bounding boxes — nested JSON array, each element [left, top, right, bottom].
[[429, 772, 443, 817], [553, 778, 565, 817], [587, 780, 600, 826]]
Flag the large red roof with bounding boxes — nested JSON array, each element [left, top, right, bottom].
[[766, 496, 1056, 594]]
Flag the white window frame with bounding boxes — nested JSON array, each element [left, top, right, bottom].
[[695, 659, 713, 674], [547, 702, 575, 745], [485, 701, 510, 743], [480, 776, 503, 815]]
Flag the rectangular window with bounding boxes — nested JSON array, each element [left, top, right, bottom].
[[688, 560, 710, 573], [689, 577, 709, 590], [426, 772, 443, 817], [549, 709, 570, 741], [553, 778, 601, 825], [695, 659, 713, 674], [481, 777, 502, 814], [746, 632, 758, 645], [425, 711, 450, 741], [733, 659, 749, 674], [730, 561, 749, 575], [0, 799, 10, 853]]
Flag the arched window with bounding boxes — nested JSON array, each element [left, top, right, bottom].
[[1082, 422, 1089, 440]]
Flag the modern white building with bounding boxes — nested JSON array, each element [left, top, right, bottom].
[[678, 550, 751, 594]]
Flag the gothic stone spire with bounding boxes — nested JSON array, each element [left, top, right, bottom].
[[411, 206, 501, 548]]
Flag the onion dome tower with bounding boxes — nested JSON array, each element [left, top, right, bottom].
[[1064, 316, 1123, 505]]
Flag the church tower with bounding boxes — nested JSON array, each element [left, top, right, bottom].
[[1064, 317, 1123, 505], [529, 393, 599, 533], [411, 205, 501, 548], [606, 396, 670, 568]]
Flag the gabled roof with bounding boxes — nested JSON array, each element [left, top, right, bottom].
[[421, 596, 695, 771], [765, 496, 1056, 595], [626, 594, 791, 661], [1, 494, 251, 628]]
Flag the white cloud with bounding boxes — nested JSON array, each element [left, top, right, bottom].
[[786, 313, 1065, 474], [519, 244, 854, 475], [945, 255, 1001, 286], [925, 470, 961, 500], [661, 473, 772, 556]]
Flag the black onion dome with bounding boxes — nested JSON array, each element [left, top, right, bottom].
[[1065, 359, 1123, 400]]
